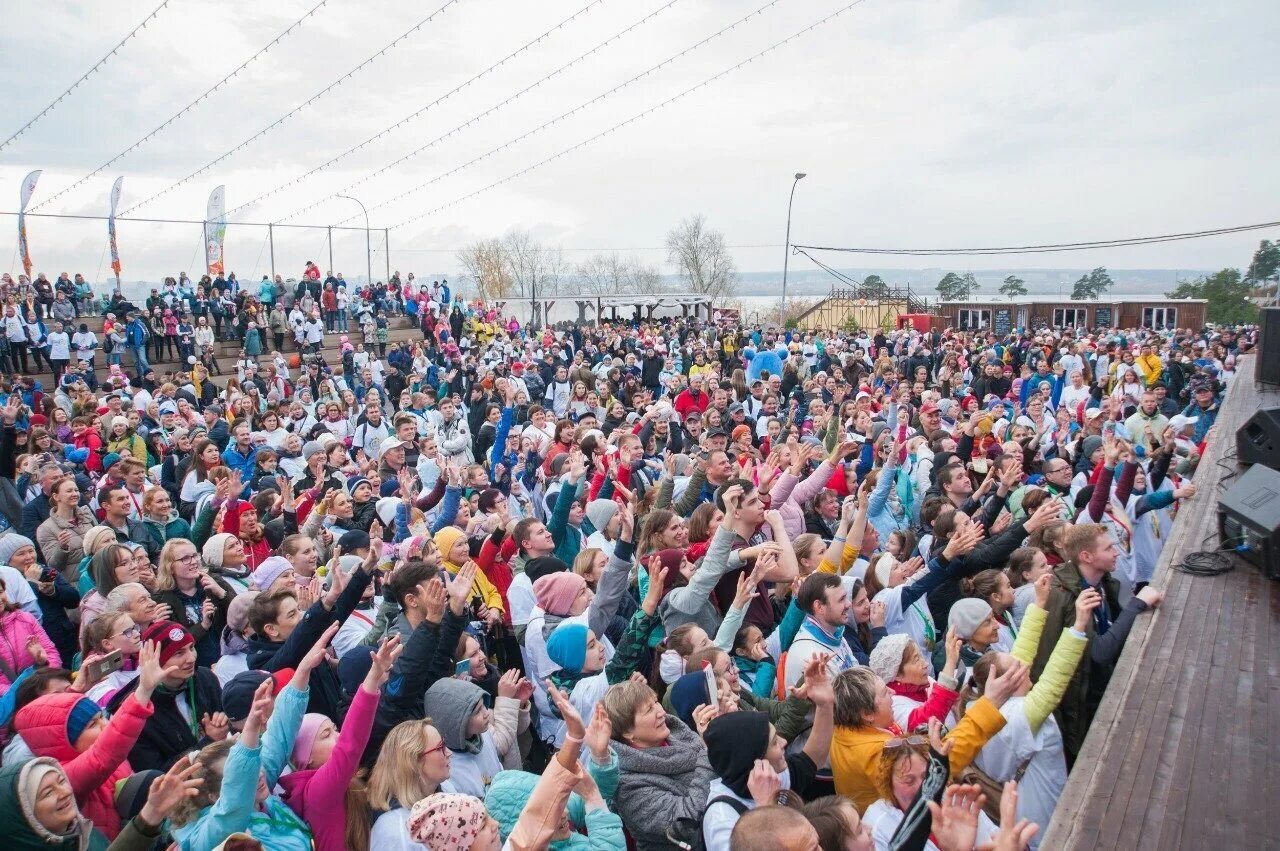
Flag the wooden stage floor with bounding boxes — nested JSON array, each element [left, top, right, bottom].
[[1043, 354, 1280, 849]]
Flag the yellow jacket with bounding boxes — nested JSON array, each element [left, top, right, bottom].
[[831, 697, 1008, 812], [1136, 353, 1163, 386], [442, 558, 505, 614]]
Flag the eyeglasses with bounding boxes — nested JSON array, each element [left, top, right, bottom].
[[420, 740, 448, 760], [174, 553, 200, 564], [117, 625, 142, 639]]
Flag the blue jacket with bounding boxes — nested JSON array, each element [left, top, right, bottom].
[[174, 685, 312, 851], [125, 318, 147, 347], [221, 444, 259, 496], [1181, 400, 1219, 443]]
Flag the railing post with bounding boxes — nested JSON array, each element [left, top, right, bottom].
[[268, 223, 275, 279]]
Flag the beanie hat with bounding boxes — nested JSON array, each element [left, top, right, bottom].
[[407, 793, 489, 849], [669, 670, 711, 729], [301, 440, 325, 461], [376, 496, 401, 525], [533, 571, 587, 617], [584, 499, 619, 536], [873, 553, 898, 589], [949, 598, 993, 640], [221, 502, 257, 538], [337, 645, 375, 696], [346, 476, 370, 497], [433, 526, 467, 565], [704, 711, 771, 799], [867, 633, 914, 685], [202, 533, 237, 568], [525, 556, 569, 583], [66, 696, 104, 746], [114, 769, 163, 820], [1081, 435, 1104, 461], [221, 669, 293, 722], [101, 452, 122, 471], [249, 556, 292, 592], [337, 529, 371, 553], [0, 533, 36, 567], [545, 622, 589, 674], [142, 620, 195, 666], [290, 713, 332, 768]]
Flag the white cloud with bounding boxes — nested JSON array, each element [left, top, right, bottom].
[[1, 0, 1276, 286]]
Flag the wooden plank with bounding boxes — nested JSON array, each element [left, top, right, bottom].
[[1044, 360, 1274, 849]]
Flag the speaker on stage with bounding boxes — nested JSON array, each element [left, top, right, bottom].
[[1237, 407, 1280, 468], [1219, 464, 1280, 580], [1259, 306, 1280, 387]]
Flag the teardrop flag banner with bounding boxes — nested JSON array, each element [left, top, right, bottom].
[[109, 176, 124, 284], [18, 169, 41, 277], [205, 185, 226, 276]]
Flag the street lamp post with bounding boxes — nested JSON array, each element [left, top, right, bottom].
[[781, 172, 806, 323], [337, 194, 373, 288]]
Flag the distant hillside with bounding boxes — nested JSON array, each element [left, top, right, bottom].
[[727, 267, 1214, 298]]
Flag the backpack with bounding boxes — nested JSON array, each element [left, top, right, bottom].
[[666, 796, 750, 851], [102, 333, 114, 354]]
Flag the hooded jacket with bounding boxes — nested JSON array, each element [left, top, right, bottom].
[[0, 758, 109, 851], [15, 690, 153, 839], [139, 512, 192, 560], [423, 677, 504, 797], [105, 667, 220, 772]]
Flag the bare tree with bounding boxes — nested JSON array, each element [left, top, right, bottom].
[[576, 252, 632, 295], [502, 229, 566, 298], [665, 214, 738, 298], [455, 238, 512, 300]]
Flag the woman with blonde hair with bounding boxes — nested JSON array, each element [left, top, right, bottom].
[[36, 474, 96, 582], [153, 537, 236, 668], [77, 543, 140, 648], [366, 719, 455, 851]]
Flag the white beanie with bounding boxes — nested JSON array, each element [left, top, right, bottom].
[[376, 497, 402, 527], [867, 633, 914, 685], [202, 533, 237, 568]]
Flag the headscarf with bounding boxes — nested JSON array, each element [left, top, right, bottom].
[[704, 711, 772, 799]]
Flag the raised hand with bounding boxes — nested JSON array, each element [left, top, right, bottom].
[[584, 703, 613, 765], [297, 622, 340, 680], [545, 679, 586, 741], [448, 562, 477, 615], [747, 759, 781, 807], [241, 678, 275, 746], [1074, 587, 1102, 631], [791, 652, 834, 707], [643, 556, 668, 615], [1033, 572, 1053, 610], [24, 635, 47, 668], [422, 576, 446, 623], [942, 626, 962, 675], [925, 716, 953, 758], [990, 781, 1040, 851], [692, 702, 719, 737], [926, 784, 984, 851], [138, 755, 204, 827], [720, 483, 744, 516], [200, 711, 230, 741], [983, 658, 1030, 708], [869, 599, 887, 629], [364, 635, 403, 691]]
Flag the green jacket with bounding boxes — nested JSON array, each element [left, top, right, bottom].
[[1029, 560, 1125, 758]]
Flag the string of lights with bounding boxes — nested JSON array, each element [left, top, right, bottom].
[[791, 220, 1280, 255], [223, 0, 612, 219], [29, 0, 330, 212], [278, 0, 696, 224], [121, 0, 465, 216], [0, 0, 174, 151], [391, 0, 868, 230]]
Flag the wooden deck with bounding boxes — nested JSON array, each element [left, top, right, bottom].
[[1043, 354, 1280, 849]]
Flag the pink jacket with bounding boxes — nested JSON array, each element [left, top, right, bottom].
[[769, 459, 835, 540], [15, 690, 152, 839], [278, 683, 380, 851], [0, 609, 60, 691]]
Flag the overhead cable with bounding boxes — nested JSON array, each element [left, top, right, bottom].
[[791, 220, 1280, 255], [30, 0, 329, 212], [280, 0, 697, 224], [0, 0, 175, 151], [122, 0, 464, 216], [225, 0, 612, 219], [392, 0, 868, 230]]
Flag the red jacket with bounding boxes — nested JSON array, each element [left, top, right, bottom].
[[887, 679, 960, 731], [674, 388, 710, 420], [478, 535, 516, 625], [73, 428, 104, 474], [16, 690, 152, 839]]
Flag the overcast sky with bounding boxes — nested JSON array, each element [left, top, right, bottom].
[[1, 0, 1277, 286]]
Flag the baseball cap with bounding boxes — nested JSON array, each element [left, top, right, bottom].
[[380, 435, 411, 453]]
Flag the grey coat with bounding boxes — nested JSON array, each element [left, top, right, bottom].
[[612, 716, 715, 850]]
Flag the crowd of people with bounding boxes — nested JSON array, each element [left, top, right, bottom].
[[0, 263, 1252, 851]]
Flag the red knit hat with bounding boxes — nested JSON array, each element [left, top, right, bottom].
[[142, 620, 195, 666]]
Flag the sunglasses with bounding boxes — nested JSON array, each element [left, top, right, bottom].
[[883, 735, 928, 754]]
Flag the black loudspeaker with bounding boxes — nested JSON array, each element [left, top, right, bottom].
[[1237, 407, 1280, 468], [1259, 307, 1280, 386], [1218, 464, 1280, 580]]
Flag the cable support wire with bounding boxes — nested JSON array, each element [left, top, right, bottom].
[[392, 0, 867, 230], [30, 0, 329, 212], [226, 0, 612, 219], [280, 0, 695, 224], [0, 0, 175, 151], [123, 0, 464, 216], [0, 209, 370, 231], [791, 220, 1280, 256]]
